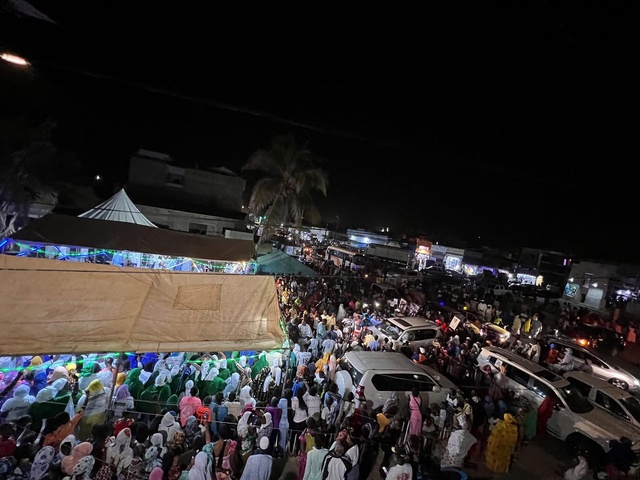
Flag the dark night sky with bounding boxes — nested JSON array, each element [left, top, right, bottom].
[[1, 2, 639, 262]]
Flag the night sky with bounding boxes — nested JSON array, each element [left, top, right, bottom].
[[1, 2, 638, 262]]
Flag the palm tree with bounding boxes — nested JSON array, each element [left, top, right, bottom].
[[242, 133, 328, 249]]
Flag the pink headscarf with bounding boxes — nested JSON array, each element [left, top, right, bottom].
[[149, 467, 164, 480]]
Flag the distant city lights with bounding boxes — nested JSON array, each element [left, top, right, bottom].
[[1, 53, 29, 66]]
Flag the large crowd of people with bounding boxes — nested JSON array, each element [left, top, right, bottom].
[[0, 269, 637, 480]]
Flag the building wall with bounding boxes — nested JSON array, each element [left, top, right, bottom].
[[128, 154, 246, 212], [137, 205, 248, 237]]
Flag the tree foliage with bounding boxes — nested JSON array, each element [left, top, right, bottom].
[[242, 133, 328, 243]]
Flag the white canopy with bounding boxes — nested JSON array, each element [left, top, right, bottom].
[[79, 188, 157, 227], [0, 255, 283, 355]]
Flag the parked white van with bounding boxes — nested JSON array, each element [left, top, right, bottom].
[[476, 346, 640, 463], [335, 350, 457, 410]]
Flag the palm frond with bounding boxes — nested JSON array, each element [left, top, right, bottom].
[[248, 177, 280, 214]]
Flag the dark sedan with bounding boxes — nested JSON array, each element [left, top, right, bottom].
[[563, 324, 626, 356]]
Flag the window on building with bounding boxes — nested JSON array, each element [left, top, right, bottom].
[[189, 223, 208, 235]]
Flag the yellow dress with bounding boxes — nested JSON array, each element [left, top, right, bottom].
[[485, 413, 519, 473]]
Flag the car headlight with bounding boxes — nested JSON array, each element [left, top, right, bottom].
[[633, 378, 640, 387], [500, 332, 510, 340]]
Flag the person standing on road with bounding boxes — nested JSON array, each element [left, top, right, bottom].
[[530, 314, 542, 338], [408, 387, 423, 437], [511, 314, 523, 338]]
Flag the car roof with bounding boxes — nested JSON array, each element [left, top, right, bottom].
[[481, 346, 569, 386], [545, 336, 609, 359], [564, 371, 632, 400], [345, 351, 425, 372], [386, 316, 439, 328]]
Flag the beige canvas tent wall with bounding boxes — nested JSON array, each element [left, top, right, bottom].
[[0, 255, 283, 356]]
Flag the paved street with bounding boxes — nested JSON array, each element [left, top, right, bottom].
[[273, 433, 571, 479]]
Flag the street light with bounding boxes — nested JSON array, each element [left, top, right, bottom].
[[1, 52, 30, 66]]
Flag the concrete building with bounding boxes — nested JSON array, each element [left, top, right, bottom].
[[126, 149, 249, 237], [517, 247, 572, 289]]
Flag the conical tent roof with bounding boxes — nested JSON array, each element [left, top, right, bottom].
[[78, 188, 157, 227]]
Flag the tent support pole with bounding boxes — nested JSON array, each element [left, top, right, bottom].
[[106, 352, 124, 414]]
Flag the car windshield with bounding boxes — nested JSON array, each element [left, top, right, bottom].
[[620, 396, 640, 424], [377, 319, 403, 341], [557, 383, 594, 414]]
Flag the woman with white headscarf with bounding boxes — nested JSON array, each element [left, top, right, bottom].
[[101, 427, 133, 477], [337, 303, 347, 323], [223, 372, 240, 397], [0, 383, 35, 421], [188, 451, 210, 480], [35, 378, 68, 403], [158, 412, 182, 441], [238, 385, 256, 411], [179, 379, 195, 403]]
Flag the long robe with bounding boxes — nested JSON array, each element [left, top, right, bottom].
[[485, 413, 519, 473]]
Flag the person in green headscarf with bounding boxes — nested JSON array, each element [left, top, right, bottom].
[[226, 352, 240, 378], [78, 361, 99, 391], [200, 367, 226, 398], [251, 351, 269, 380], [215, 359, 229, 381], [124, 367, 144, 400], [138, 372, 171, 416], [164, 394, 179, 415]]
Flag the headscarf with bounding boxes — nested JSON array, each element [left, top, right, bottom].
[[96, 369, 114, 388], [115, 384, 131, 401], [61, 442, 93, 475], [30, 356, 44, 367], [35, 378, 68, 402], [204, 368, 218, 382], [48, 366, 70, 384], [116, 372, 127, 388], [184, 380, 194, 397], [67, 455, 95, 480], [239, 385, 254, 407], [106, 427, 133, 473], [184, 416, 200, 444], [155, 372, 167, 387], [149, 467, 164, 480], [30, 445, 55, 480], [144, 433, 165, 473], [86, 379, 104, 396], [237, 410, 253, 439], [65, 363, 77, 375], [188, 451, 210, 480], [79, 362, 96, 377]]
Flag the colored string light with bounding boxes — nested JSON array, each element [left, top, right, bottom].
[[0, 349, 286, 374], [3, 240, 257, 274]]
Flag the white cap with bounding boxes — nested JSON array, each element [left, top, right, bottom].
[[259, 436, 270, 450]]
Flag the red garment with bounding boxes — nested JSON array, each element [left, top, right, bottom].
[[113, 417, 134, 437], [0, 438, 16, 459], [537, 395, 556, 437]]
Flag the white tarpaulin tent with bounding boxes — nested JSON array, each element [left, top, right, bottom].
[[78, 188, 157, 227], [0, 255, 283, 355]]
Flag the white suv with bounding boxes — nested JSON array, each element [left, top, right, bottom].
[[367, 316, 442, 352], [564, 371, 640, 429], [335, 350, 456, 410], [545, 336, 640, 391], [476, 346, 640, 463]]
